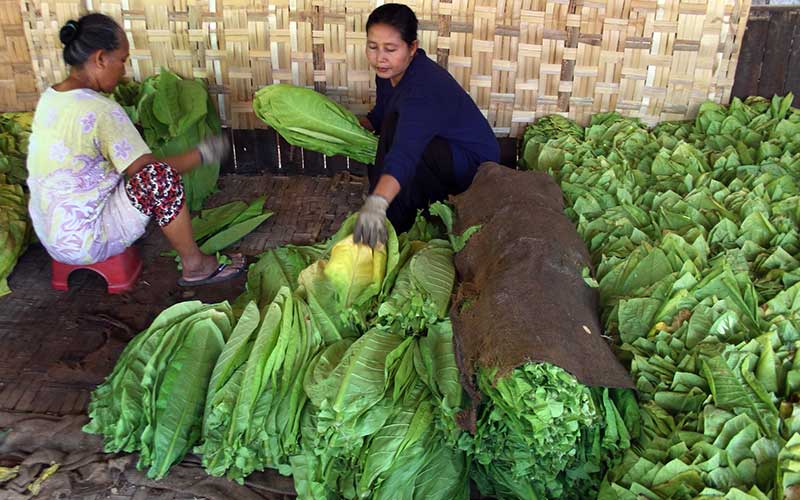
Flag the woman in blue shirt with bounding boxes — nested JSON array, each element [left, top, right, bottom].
[[354, 3, 499, 247]]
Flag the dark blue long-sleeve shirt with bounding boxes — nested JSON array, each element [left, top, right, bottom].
[[366, 49, 499, 191]]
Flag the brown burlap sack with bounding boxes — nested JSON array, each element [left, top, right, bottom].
[[0, 412, 295, 499], [449, 163, 632, 424]]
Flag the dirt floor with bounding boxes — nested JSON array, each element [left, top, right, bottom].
[[0, 172, 367, 499]]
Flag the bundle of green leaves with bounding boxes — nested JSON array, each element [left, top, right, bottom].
[[252, 84, 378, 164], [86, 204, 473, 497], [83, 301, 234, 479], [111, 80, 142, 125], [197, 289, 319, 479], [139, 70, 222, 211], [0, 174, 30, 297], [375, 204, 475, 335], [196, 214, 400, 484], [277, 208, 468, 499], [521, 93, 800, 498], [518, 114, 584, 172], [0, 112, 33, 297], [0, 112, 32, 185], [112, 69, 222, 211], [292, 322, 468, 500], [453, 364, 638, 500]]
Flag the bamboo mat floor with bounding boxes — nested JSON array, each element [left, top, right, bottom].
[[0, 172, 368, 500]]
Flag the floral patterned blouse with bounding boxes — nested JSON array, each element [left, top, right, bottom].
[[27, 87, 152, 264]]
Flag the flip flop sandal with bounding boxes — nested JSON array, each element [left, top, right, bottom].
[[177, 261, 245, 287]]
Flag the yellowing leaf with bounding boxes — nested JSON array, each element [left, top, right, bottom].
[[0, 465, 19, 483], [324, 235, 386, 308], [27, 463, 59, 495]]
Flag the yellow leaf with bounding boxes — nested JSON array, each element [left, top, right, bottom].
[[324, 235, 386, 307], [0, 465, 19, 483], [27, 463, 59, 496]]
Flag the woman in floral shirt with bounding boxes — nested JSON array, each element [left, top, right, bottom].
[[27, 13, 244, 286]]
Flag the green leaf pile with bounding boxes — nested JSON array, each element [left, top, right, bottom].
[[252, 84, 378, 164], [279, 210, 469, 499], [453, 363, 638, 500], [112, 69, 222, 211], [85, 208, 473, 497], [291, 322, 469, 500], [0, 112, 32, 185], [521, 94, 800, 498], [197, 289, 314, 479], [86, 198, 638, 498], [0, 112, 33, 297], [198, 212, 467, 498], [83, 301, 234, 479], [0, 174, 31, 297], [111, 80, 143, 125]]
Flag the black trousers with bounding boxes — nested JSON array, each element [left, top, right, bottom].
[[369, 112, 459, 233]]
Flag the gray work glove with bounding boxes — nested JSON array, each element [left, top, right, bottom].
[[197, 134, 230, 165], [354, 194, 389, 248]]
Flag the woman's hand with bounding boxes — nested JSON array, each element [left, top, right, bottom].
[[358, 116, 374, 132], [197, 134, 231, 165], [354, 174, 400, 247], [354, 194, 389, 247], [125, 133, 230, 177]]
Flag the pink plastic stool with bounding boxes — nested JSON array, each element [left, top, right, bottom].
[[51, 246, 143, 294]]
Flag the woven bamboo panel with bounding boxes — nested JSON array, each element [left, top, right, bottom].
[[0, 0, 37, 111], [17, 0, 750, 134]]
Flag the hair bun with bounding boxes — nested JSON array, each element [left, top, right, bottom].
[[59, 20, 80, 46]]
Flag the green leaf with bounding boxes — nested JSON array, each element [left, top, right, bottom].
[[303, 338, 353, 408], [192, 201, 249, 242], [174, 79, 209, 136], [701, 352, 779, 438], [152, 69, 182, 130], [428, 201, 480, 252], [330, 329, 403, 417], [419, 321, 462, 410], [147, 317, 226, 478], [357, 385, 431, 496], [617, 298, 661, 343], [199, 213, 273, 254], [582, 266, 600, 288], [410, 443, 469, 500], [203, 300, 260, 435], [238, 245, 323, 311], [410, 242, 455, 318], [229, 196, 267, 226]]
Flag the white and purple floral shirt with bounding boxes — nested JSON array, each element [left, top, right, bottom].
[[27, 88, 152, 264]]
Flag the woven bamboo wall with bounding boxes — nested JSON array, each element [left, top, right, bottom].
[[16, 0, 750, 136], [0, 0, 37, 111]]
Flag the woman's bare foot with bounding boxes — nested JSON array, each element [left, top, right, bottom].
[[180, 253, 246, 285]]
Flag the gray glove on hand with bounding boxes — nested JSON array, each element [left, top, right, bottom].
[[354, 194, 389, 248], [197, 134, 230, 165]]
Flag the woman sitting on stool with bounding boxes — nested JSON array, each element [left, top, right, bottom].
[[27, 13, 244, 286]]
